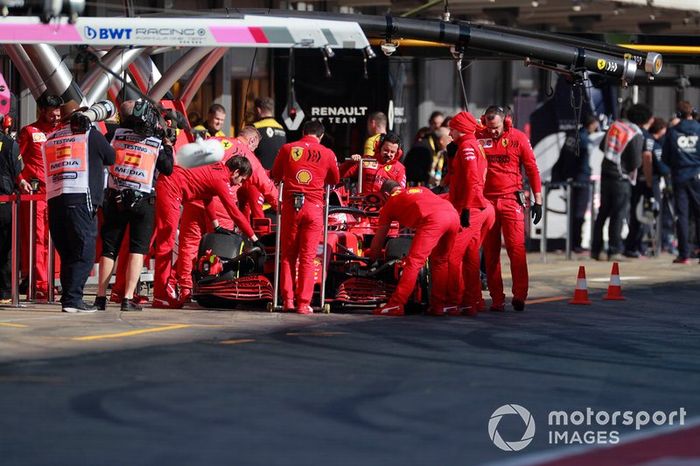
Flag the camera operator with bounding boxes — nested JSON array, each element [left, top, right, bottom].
[[94, 100, 174, 312], [45, 100, 115, 313]]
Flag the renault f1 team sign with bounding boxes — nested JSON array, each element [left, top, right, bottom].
[[0, 16, 370, 49]]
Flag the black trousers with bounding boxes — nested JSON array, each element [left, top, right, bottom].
[[625, 180, 661, 255], [569, 183, 591, 250], [48, 197, 97, 307], [674, 176, 700, 259], [0, 202, 12, 298], [591, 177, 631, 258]]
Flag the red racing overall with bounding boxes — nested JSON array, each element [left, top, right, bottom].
[[153, 162, 254, 303], [17, 120, 60, 299], [271, 135, 339, 311], [339, 158, 406, 194], [174, 137, 277, 292], [371, 187, 460, 309], [477, 125, 541, 308], [448, 112, 495, 312]]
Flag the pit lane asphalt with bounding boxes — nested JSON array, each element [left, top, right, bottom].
[[1, 252, 699, 466]]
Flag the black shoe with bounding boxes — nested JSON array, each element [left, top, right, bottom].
[[62, 302, 98, 313], [512, 298, 525, 312], [94, 296, 107, 311], [623, 250, 640, 258], [121, 299, 143, 312]]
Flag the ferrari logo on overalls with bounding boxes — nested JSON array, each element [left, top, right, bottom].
[[384, 165, 392, 172], [407, 188, 421, 194], [291, 147, 304, 162], [296, 169, 312, 184], [221, 139, 233, 150], [501, 138, 508, 148]]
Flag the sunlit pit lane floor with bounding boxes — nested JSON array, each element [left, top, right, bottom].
[[0, 251, 695, 363], [0, 251, 699, 465]]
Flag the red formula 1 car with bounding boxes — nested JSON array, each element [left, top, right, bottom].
[[192, 231, 270, 308], [324, 203, 429, 313]]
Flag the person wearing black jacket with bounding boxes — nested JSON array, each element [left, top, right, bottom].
[[252, 97, 286, 169], [45, 101, 116, 313], [625, 116, 671, 257], [662, 101, 700, 264], [591, 104, 651, 261]]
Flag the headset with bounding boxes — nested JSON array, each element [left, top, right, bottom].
[[374, 131, 403, 161], [676, 108, 698, 119], [0, 114, 11, 133], [480, 105, 512, 131]]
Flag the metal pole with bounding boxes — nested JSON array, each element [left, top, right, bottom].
[[10, 194, 20, 307], [357, 158, 367, 195], [47, 232, 55, 303], [565, 181, 572, 260], [589, 179, 596, 250], [400, 0, 444, 18], [541, 183, 548, 263], [27, 196, 36, 301], [654, 206, 662, 257], [319, 185, 331, 313], [271, 182, 283, 311]]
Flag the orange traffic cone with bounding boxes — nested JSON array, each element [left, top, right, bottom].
[[603, 262, 625, 300], [569, 265, 592, 305]]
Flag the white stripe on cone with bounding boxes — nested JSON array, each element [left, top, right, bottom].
[[576, 279, 587, 289]]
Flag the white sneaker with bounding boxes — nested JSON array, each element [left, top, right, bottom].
[[62, 303, 98, 313]]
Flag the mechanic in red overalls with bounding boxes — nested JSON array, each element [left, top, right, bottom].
[[477, 106, 542, 312], [270, 120, 339, 315], [152, 156, 259, 308], [340, 132, 406, 194], [447, 111, 495, 316], [16, 94, 63, 301], [174, 127, 277, 303], [368, 181, 460, 317]]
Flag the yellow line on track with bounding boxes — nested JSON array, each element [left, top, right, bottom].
[[526, 296, 569, 304], [73, 324, 191, 341], [0, 322, 28, 328], [219, 339, 257, 345]]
